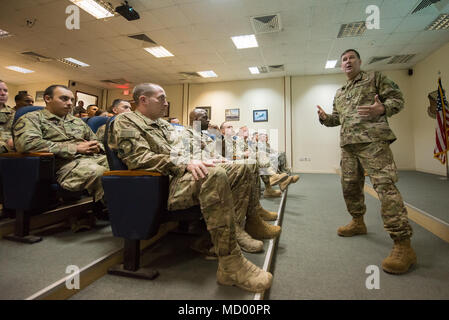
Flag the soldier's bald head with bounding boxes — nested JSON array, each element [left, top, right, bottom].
[[133, 83, 162, 104]]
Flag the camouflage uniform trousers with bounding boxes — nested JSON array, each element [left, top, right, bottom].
[[56, 154, 109, 202], [341, 140, 413, 240], [168, 162, 263, 256]]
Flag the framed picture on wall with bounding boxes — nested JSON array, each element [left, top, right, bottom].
[[195, 106, 211, 119], [253, 109, 268, 122], [35, 91, 44, 102], [225, 108, 240, 121], [163, 101, 170, 118]]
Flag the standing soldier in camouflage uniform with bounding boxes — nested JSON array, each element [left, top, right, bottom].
[[13, 85, 109, 205], [109, 83, 274, 293], [317, 49, 416, 274], [0, 81, 15, 153]]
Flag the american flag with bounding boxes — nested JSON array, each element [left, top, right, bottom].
[[434, 78, 449, 164]]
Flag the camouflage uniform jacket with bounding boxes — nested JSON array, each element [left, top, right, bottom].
[[0, 104, 15, 153], [13, 108, 103, 169], [182, 127, 223, 161], [109, 111, 186, 176], [321, 71, 404, 146]]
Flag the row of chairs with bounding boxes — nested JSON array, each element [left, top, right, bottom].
[[0, 106, 202, 280]]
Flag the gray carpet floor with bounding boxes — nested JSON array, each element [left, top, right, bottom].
[[70, 197, 281, 300], [0, 221, 118, 300], [267, 173, 449, 300]]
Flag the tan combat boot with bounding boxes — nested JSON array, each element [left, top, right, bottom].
[[269, 173, 288, 186], [279, 175, 300, 192], [263, 185, 282, 198], [337, 217, 367, 237], [382, 238, 417, 274], [258, 207, 278, 221], [245, 214, 281, 240], [217, 252, 272, 293], [236, 226, 264, 253]]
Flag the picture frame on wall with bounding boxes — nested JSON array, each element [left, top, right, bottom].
[[253, 109, 268, 122], [225, 108, 240, 121], [35, 91, 44, 102], [195, 106, 211, 119]]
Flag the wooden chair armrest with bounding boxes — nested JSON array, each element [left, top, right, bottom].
[[103, 170, 163, 177], [0, 152, 54, 158]]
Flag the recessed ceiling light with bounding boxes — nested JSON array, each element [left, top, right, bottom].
[[426, 14, 449, 30], [325, 60, 338, 69], [144, 46, 174, 58], [231, 34, 258, 49], [69, 0, 115, 19], [5, 66, 34, 73], [197, 70, 217, 78], [249, 67, 260, 74], [61, 57, 90, 67]]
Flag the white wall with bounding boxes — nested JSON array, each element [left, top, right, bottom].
[[409, 42, 449, 176], [189, 78, 286, 152], [291, 70, 415, 173]]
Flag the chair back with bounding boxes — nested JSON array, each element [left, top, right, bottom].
[[13, 106, 44, 123], [104, 116, 128, 170], [86, 116, 109, 133]]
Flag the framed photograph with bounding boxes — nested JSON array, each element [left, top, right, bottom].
[[253, 109, 268, 122], [225, 108, 240, 121], [195, 106, 211, 119], [35, 91, 44, 102], [163, 101, 170, 118]]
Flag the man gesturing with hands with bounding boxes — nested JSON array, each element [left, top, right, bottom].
[[317, 49, 417, 275]]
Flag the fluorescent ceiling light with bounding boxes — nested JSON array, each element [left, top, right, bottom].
[[197, 70, 217, 78], [62, 57, 90, 67], [69, 0, 115, 19], [426, 14, 449, 30], [144, 46, 174, 58], [249, 67, 260, 74], [231, 34, 258, 49], [325, 60, 338, 69], [5, 66, 34, 73], [0, 28, 11, 39]]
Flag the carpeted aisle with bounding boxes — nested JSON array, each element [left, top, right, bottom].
[[267, 173, 449, 300]]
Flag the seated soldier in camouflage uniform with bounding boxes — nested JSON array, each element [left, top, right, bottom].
[[253, 132, 299, 194], [13, 85, 109, 231], [185, 109, 282, 254], [0, 80, 15, 153], [109, 83, 273, 293], [96, 99, 132, 142], [219, 122, 289, 198], [317, 49, 416, 274]]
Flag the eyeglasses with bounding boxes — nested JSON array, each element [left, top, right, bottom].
[[156, 95, 167, 102]]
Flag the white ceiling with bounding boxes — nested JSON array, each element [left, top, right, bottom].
[[0, 0, 449, 89]]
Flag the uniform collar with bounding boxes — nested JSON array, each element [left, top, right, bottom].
[[342, 70, 366, 89], [135, 110, 169, 128], [42, 108, 75, 123], [0, 104, 14, 113]]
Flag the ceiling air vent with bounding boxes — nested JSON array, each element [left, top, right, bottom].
[[178, 72, 201, 79], [388, 54, 416, 64], [127, 33, 157, 45], [412, 0, 442, 14], [250, 14, 282, 34], [21, 51, 54, 62], [337, 21, 366, 38], [368, 56, 392, 64], [268, 64, 284, 72], [100, 78, 130, 84]]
